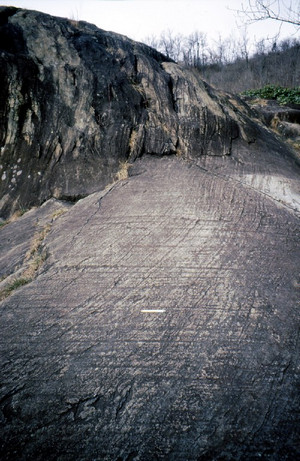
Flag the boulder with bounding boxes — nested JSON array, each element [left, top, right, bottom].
[[248, 99, 300, 148], [0, 7, 258, 218]]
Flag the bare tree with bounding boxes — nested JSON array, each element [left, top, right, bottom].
[[238, 0, 300, 26], [143, 27, 299, 92], [158, 30, 184, 62], [238, 28, 250, 65], [183, 32, 208, 67], [255, 37, 268, 55], [144, 34, 159, 51], [209, 35, 240, 66]]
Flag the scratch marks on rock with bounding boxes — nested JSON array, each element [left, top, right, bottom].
[[0, 155, 299, 460]]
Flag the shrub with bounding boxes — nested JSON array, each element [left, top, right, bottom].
[[241, 85, 300, 105]]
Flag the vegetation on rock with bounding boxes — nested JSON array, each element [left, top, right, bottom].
[[241, 85, 300, 105]]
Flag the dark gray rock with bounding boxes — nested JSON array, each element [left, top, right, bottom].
[[248, 99, 300, 126], [0, 198, 71, 287], [0, 153, 299, 460], [248, 99, 300, 149], [0, 7, 260, 218], [0, 7, 299, 461]]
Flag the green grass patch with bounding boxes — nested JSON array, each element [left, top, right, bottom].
[[241, 85, 300, 105], [0, 277, 31, 301]]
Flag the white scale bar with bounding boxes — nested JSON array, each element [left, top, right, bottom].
[[141, 309, 166, 313]]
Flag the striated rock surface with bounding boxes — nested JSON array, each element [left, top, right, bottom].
[[0, 153, 299, 460], [0, 7, 260, 218], [0, 7, 300, 461]]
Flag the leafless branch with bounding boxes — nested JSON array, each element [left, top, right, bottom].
[[237, 0, 300, 26]]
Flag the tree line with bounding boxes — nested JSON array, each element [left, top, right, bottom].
[[144, 31, 300, 93]]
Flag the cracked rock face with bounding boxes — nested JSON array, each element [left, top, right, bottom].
[[0, 6, 259, 218]]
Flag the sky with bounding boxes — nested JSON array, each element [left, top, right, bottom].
[[0, 0, 299, 48]]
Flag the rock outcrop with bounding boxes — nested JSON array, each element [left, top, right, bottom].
[[0, 6, 259, 218], [1, 155, 299, 460], [1, 7, 300, 461], [247, 99, 300, 156]]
